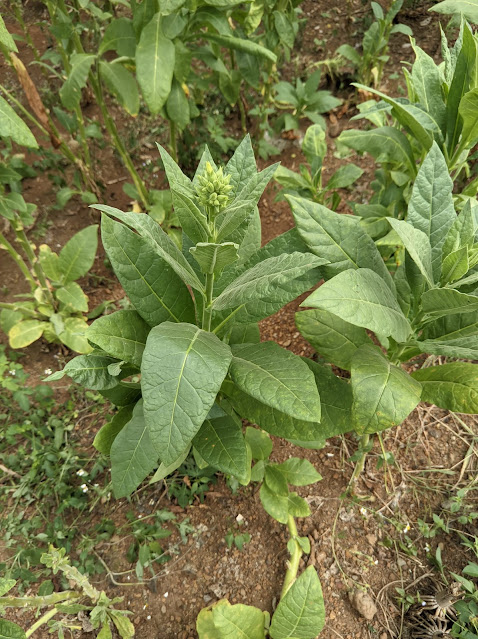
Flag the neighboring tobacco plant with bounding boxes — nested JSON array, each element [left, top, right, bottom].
[[0, 547, 134, 639], [337, 0, 412, 88], [274, 123, 363, 210], [339, 20, 478, 225], [290, 143, 478, 482], [47, 137, 350, 498]]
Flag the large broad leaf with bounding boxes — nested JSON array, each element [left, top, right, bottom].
[[288, 196, 394, 289], [411, 44, 446, 134], [55, 281, 88, 312], [0, 15, 18, 52], [273, 458, 322, 486], [326, 163, 363, 190], [57, 317, 91, 354], [386, 218, 434, 286], [229, 342, 321, 422], [110, 400, 158, 497], [411, 362, 478, 413], [418, 312, 478, 359], [0, 619, 26, 639], [0, 95, 37, 148], [421, 288, 478, 319], [136, 13, 175, 114], [97, 206, 204, 292], [57, 225, 98, 284], [60, 53, 96, 110], [193, 409, 248, 483], [225, 134, 257, 194], [213, 253, 326, 311], [459, 88, 478, 148], [142, 322, 232, 465], [100, 381, 141, 407], [296, 308, 373, 370], [303, 360, 353, 439], [87, 310, 150, 368], [9, 320, 44, 348], [44, 353, 120, 389], [338, 127, 416, 175], [302, 268, 411, 343], [269, 566, 325, 639], [202, 32, 276, 62], [406, 143, 455, 281], [99, 60, 139, 116], [259, 483, 310, 524], [431, 0, 478, 23], [302, 124, 326, 169], [351, 345, 422, 435], [99, 17, 136, 57], [101, 214, 195, 326], [443, 199, 476, 256], [222, 381, 324, 444], [170, 186, 209, 243], [197, 600, 267, 639], [94, 404, 134, 455], [190, 242, 239, 275]]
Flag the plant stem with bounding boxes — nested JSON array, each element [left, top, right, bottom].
[[26, 608, 59, 637], [169, 120, 178, 163], [14, 228, 55, 307], [280, 515, 302, 598], [202, 272, 215, 332], [0, 302, 38, 318], [0, 232, 36, 289], [349, 433, 371, 485], [0, 591, 79, 608]]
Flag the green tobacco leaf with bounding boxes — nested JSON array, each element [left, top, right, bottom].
[[203, 32, 276, 63], [142, 322, 232, 465], [170, 186, 209, 243], [223, 382, 323, 445], [387, 218, 434, 286], [0, 578, 16, 596], [459, 88, 478, 148], [302, 268, 411, 343], [302, 124, 326, 168], [38, 244, 61, 282], [419, 312, 478, 358], [411, 362, 478, 413], [100, 381, 141, 406], [443, 199, 476, 255], [101, 214, 195, 326], [351, 345, 422, 435], [190, 242, 239, 275], [269, 566, 325, 639], [0, 15, 18, 52], [94, 405, 134, 454], [326, 164, 363, 190], [55, 282, 88, 312], [9, 320, 44, 348], [288, 196, 393, 289], [274, 458, 322, 486], [99, 60, 139, 116], [213, 253, 326, 311], [421, 288, 478, 319], [225, 134, 257, 194], [97, 206, 203, 292], [58, 317, 91, 354], [338, 126, 416, 175], [60, 54, 96, 110], [57, 225, 98, 284], [196, 599, 267, 639], [441, 246, 469, 284], [411, 44, 446, 134], [46, 353, 120, 389], [302, 360, 353, 439], [193, 411, 249, 483], [431, 0, 478, 22], [87, 310, 150, 367], [264, 465, 288, 497], [296, 308, 373, 370], [406, 143, 455, 280], [110, 400, 158, 497], [229, 342, 321, 422], [259, 483, 310, 524], [150, 446, 190, 484], [99, 17, 136, 57], [0, 619, 26, 639], [136, 13, 175, 114], [0, 95, 37, 148], [245, 426, 272, 461]]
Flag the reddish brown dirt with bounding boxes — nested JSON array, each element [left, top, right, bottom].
[[1, 2, 475, 639]]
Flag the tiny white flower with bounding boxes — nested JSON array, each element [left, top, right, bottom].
[[326, 453, 334, 457], [236, 514, 244, 523], [138, 514, 142, 518], [9, 370, 15, 376], [374, 560, 378, 565], [404, 523, 411, 533], [143, 604, 147, 610], [359, 507, 367, 516], [76, 469, 87, 477], [127, 575, 131, 580], [164, 592, 168, 598], [44, 368, 52, 375], [425, 543, 430, 552], [421, 601, 426, 607], [80, 483, 88, 493], [147, 615, 151, 620], [94, 483, 99, 487]]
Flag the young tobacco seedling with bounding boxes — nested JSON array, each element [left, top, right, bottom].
[[339, 20, 478, 222], [0, 193, 97, 352], [196, 427, 325, 639], [290, 143, 478, 482], [273, 69, 342, 132], [274, 123, 363, 210], [337, 0, 412, 88], [46, 137, 347, 500]]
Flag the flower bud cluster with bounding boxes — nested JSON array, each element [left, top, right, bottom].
[[195, 162, 233, 217]]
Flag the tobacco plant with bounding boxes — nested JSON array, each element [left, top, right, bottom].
[[339, 20, 478, 227], [46, 137, 351, 499], [290, 143, 478, 481], [337, 0, 412, 88], [274, 123, 363, 209]]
